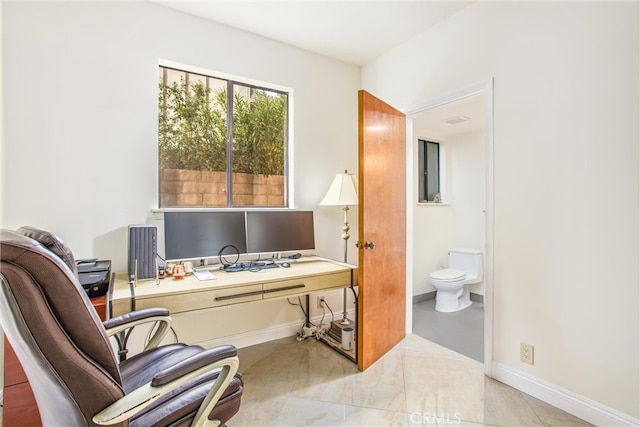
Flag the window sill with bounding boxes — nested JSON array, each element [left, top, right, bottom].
[[417, 202, 450, 207]]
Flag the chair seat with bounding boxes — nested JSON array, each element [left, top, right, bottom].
[[120, 344, 204, 393]]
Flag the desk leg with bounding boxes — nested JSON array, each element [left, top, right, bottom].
[[305, 295, 311, 327]]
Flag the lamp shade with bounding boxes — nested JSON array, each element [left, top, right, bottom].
[[319, 172, 358, 206]]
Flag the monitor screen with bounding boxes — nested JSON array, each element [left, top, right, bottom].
[[164, 211, 247, 262], [246, 210, 315, 255]]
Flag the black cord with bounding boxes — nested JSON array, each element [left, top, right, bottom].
[[287, 297, 308, 319], [287, 296, 312, 336], [321, 299, 335, 325], [350, 284, 358, 303], [218, 245, 240, 266], [318, 304, 326, 329]]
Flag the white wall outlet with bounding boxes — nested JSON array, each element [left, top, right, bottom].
[[520, 342, 534, 365], [317, 296, 325, 309]]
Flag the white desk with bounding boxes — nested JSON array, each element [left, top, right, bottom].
[[111, 256, 356, 319], [110, 256, 357, 361]]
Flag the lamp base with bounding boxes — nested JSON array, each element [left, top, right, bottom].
[[328, 318, 354, 343]]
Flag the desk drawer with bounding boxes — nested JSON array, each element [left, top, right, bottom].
[[136, 284, 263, 313], [262, 271, 351, 299]]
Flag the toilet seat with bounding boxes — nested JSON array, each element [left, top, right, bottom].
[[430, 268, 466, 282]]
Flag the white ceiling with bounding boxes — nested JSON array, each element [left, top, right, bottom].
[[411, 94, 485, 137], [155, 1, 474, 66]]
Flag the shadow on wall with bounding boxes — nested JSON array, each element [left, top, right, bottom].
[[94, 227, 129, 272]]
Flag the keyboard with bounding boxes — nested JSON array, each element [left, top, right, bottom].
[[223, 262, 280, 273]]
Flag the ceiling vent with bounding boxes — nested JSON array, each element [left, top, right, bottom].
[[443, 115, 470, 125]]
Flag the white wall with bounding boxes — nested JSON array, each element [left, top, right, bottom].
[[363, 1, 639, 421], [2, 1, 359, 349], [412, 203, 449, 296], [449, 130, 485, 295], [2, 1, 360, 265]]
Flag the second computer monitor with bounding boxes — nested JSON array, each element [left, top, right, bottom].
[[246, 210, 315, 255]]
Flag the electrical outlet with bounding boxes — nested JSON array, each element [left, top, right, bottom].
[[520, 342, 534, 365], [317, 296, 325, 309]]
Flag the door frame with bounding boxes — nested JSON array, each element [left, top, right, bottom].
[[404, 78, 494, 375]]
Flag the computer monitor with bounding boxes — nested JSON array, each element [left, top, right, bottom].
[[164, 211, 247, 262], [246, 210, 315, 255]]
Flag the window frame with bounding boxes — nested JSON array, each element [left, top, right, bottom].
[[158, 60, 294, 209], [418, 138, 444, 204]]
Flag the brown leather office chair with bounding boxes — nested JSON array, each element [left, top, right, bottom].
[[0, 228, 243, 426]]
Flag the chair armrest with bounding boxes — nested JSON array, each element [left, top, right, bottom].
[[103, 307, 170, 329], [92, 348, 240, 426], [104, 308, 172, 354], [152, 345, 237, 386]]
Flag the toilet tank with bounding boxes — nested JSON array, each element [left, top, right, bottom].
[[448, 248, 483, 280]]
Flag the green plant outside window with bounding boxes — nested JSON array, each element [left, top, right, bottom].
[[158, 66, 289, 208]]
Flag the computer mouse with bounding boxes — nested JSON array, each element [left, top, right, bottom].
[[281, 262, 291, 268]]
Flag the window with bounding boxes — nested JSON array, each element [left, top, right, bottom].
[[158, 65, 289, 208], [418, 139, 441, 203]]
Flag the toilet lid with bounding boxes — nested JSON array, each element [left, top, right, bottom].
[[430, 268, 466, 281]]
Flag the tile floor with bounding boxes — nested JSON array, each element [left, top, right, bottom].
[[233, 334, 592, 426]]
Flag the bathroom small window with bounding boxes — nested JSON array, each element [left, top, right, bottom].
[[418, 139, 441, 203]]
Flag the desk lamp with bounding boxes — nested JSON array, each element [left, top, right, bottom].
[[319, 170, 358, 326]]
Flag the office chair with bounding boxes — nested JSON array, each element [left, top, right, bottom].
[[0, 228, 243, 426]]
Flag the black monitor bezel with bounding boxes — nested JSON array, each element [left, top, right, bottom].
[[163, 211, 248, 262]]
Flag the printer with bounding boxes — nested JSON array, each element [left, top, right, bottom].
[[77, 260, 112, 298]]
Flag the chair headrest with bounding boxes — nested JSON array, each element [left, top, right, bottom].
[[16, 226, 78, 277]]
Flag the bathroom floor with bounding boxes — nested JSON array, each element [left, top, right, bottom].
[[412, 299, 484, 363]]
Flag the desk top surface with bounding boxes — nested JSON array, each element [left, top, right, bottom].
[[112, 256, 355, 301]]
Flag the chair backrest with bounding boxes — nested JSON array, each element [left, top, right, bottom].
[[16, 225, 80, 277], [0, 229, 126, 427]]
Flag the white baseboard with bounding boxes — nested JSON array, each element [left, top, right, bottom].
[[198, 308, 356, 350], [492, 362, 639, 427]]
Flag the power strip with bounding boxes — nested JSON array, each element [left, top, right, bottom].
[[297, 324, 330, 340]]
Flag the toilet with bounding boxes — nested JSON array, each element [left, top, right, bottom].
[[430, 248, 483, 313]]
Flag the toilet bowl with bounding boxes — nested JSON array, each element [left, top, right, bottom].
[[430, 249, 483, 313]]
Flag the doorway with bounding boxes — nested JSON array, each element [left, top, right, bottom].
[[404, 79, 494, 373]]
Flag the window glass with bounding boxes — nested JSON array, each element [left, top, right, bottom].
[[418, 139, 441, 203], [426, 141, 440, 201], [231, 84, 287, 206], [158, 66, 289, 208]]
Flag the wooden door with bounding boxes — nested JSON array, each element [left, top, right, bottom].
[[357, 90, 406, 371]]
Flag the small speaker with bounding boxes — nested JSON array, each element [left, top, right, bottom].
[[128, 224, 157, 280]]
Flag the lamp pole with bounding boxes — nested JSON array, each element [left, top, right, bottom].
[[341, 205, 351, 262], [340, 204, 351, 325]]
